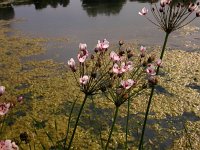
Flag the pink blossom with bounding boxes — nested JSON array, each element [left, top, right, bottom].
[[196, 10, 200, 17], [68, 58, 76, 68], [139, 7, 148, 16], [79, 75, 89, 85], [0, 103, 10, 116], [188, 3, 198, 12], [77, 53, 87, 63], [155, 59, 162, 67], [17, 96, 23, 103], [110, 51, 121, 62], [146, 64, 156, 76], [113, 63, 122, 74], [0, 86, 5, 96], [79, 43, 87, 51], [140, 46, 146, 53], [96, 39, 109, 51], [0, 140, 19, 150], [121, 79, 135, 89], [121, 61, 133, 72], [160, 0, 171, 7]]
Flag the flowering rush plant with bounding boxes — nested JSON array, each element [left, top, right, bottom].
[[138, 1, 199, 149], [67, 39, 162, 149], [139, 0, 200, 33]]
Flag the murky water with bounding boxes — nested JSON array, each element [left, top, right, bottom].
[[0, 0, 199, 62]]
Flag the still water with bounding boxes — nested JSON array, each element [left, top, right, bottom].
[[1, 0, 199, 61]]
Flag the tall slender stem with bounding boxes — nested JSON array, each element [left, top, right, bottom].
[[125, 98, 130, 149], [139, 32, 170, 150], [0, 115, 6, 134], [105, 106, 119, 150], [67, 94, 88, 150]]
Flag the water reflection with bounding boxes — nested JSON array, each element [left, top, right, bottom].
[[13, 0, 70, 9], [0, 7, 15, 20], [81, 0, 127, 17], [32, 0, 70, 9]]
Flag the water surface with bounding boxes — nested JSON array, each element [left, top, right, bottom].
[[1, 0, 199, 61]]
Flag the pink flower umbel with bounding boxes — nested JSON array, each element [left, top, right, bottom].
[[0, 140, 19, 150], [0, 103, 10, 116], [139, 7, 148, 16], [121, 79, 135, 89], [79, 75, 89, 85], [0, 86, 5, 96], [110, 51, 121, 62]]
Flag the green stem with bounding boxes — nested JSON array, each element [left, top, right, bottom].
[[0, 115, 6, 134], [63, 97, 77, 149], [67, 94, 88, 150], [105, 106, 119, 150], [138, 32, 170, 150], [125, 98, 130, 149]]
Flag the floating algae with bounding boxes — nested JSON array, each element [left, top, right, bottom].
[[0, 20, 200, 149]]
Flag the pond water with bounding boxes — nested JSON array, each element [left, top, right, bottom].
[[0, 0, 199, 62]]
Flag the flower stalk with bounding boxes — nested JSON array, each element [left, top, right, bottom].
[[139, 31, 169, 150], [67, 94, 88, 150], [105, 106, 119, 150]]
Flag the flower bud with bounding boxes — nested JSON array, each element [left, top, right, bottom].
[[91, 72, 97, 79], [94, 48, 98, 53], [159, 7, 164, 12], [122, 93, 129, 99], [148, 76, 158, 86], [100, 86, 107, 92], [119, 40, 124, 46], [147, 55, 155, 63], [126, 47, 132, 53], [0, 86, 5, 96], [127, 53, 133, 59], [91, 54, 94, 59], [17, 96, 23, 103], [119, 51, 125, 56], [196, 11, 200, 17], [116, 88, 123, 95]]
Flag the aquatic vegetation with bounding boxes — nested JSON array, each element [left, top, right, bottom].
[[138, 0, 200, 149]]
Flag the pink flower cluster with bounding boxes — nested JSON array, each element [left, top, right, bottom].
[[0, 140, 19, 150], [68, 39, 109, 87]]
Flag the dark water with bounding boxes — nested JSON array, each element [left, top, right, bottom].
[[0, 0, 199, 62]]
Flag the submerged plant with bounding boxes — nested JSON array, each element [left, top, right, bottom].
[[138, 0, 200, 149]]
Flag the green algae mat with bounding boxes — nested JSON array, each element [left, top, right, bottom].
[[0, 20, 200, 149]]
